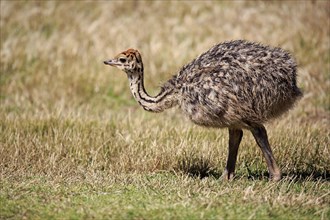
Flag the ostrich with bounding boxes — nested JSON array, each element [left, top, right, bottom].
[[104, 40, 302, 181]]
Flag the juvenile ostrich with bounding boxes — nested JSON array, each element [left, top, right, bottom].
[[104, 40, 302, 181]]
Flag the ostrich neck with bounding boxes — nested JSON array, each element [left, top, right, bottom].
[[128, 73, 178, 113]]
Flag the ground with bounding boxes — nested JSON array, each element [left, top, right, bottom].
[[0, 1, 329, 219]]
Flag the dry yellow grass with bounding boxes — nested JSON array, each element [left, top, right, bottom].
[[1, 1, 329, 219]]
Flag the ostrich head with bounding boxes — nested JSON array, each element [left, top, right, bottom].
[[104, 49, 144, 76]]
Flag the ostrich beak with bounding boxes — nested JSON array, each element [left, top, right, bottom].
[[103, 59, 117, 66]]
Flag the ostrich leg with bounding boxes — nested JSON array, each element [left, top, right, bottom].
[[250, 125, 281, 181], [223, 128, 243, 180]]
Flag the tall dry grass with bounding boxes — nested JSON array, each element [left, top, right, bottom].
[[1, 0, 329, 180]]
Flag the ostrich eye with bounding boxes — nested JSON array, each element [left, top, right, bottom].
[[119, 58, 127, 63]]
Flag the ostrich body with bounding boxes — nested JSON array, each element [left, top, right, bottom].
[[104, 40, 302, 181]]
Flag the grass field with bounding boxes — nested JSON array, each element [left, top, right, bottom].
[[1, 1, 329, 219]]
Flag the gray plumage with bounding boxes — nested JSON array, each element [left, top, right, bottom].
[[104, 40, 302, 181], [174, 40, 302, 128]]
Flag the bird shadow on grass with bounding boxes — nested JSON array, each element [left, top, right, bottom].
[[176, 153, 222, 179], [176, 154, 329, 182], [245, 170, 330, 182], [244, 164, 330, 182]]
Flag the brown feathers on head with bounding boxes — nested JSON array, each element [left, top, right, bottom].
[[104, 48, 143, 74]]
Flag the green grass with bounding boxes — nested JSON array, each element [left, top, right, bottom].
[[1, 1, 329, 219], [1, 174, 329, 220]]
